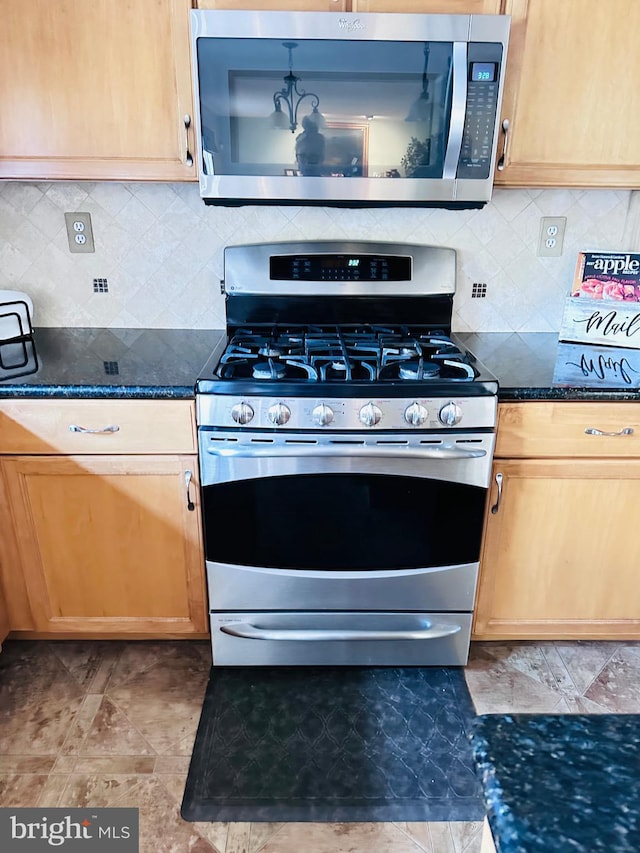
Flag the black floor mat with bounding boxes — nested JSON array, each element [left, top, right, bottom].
[[181, 666, 483, 822]]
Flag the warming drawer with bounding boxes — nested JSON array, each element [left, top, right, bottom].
[[210, 611, 472, 666]]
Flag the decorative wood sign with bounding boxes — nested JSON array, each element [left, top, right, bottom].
[[553, 342, 640, 388], [559, 252, 640, 350], [559, 297, 640, 350]]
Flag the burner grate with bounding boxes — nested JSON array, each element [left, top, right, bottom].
[[214, 326, 477, 383]]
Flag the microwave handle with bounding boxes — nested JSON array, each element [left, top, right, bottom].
[[442, 42, 468, 181]]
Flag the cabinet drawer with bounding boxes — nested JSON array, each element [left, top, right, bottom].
[[496, 402, 640, 458], [0, 399, 196, 454]]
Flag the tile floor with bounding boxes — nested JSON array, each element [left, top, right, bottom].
[[0, 638, 638, 853]]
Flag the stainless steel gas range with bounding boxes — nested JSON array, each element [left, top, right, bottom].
[[196, 241, 498, 667]]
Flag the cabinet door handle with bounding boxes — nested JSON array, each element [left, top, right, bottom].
[[185, 469, 195, 511], [496, 118, 510, 171], [490, 472, 503, 514], [184, 114, 194, 167], [585, 426, 634, 436], [69, 424, 120, 434]]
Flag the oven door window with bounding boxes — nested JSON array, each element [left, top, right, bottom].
[[195, 38, 453, 180], [203, 473, 485, 570]]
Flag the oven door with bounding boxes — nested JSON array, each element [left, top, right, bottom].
[[200, 429, 493, 661]]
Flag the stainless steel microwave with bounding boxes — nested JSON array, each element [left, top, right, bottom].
[[189, 10, 510, 208]]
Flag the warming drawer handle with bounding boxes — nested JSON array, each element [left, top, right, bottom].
[[69, 424, 120, 434], [208, 444, 487, 460], [219, 622, 462, 642], [585, 426, 634, 437]]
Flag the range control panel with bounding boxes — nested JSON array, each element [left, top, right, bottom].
[[197, 394, 498, 431]]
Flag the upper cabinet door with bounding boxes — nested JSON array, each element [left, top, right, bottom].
[[496, 0, 640, 187], [351, 2, 502, 11], [0, 0, 196, 181]]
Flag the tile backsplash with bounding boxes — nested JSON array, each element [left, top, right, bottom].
[[1, 181, 638, 333]]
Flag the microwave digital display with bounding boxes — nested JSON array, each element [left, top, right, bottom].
[[470, 62, 497, 82], [270, 255, 412, 282]]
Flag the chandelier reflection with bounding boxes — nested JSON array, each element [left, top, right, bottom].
[[405, 44, 433, 123], [270, 42, 325, 134]]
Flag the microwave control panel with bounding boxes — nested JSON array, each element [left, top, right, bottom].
[[457, 44, 503, 180]]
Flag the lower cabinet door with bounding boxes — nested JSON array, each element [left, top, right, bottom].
[[474, 458, 640, 639], [0, 584, 9, 648], [1, 454, 207, 636]]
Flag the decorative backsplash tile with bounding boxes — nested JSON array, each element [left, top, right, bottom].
[[0, 181, 637, 333]]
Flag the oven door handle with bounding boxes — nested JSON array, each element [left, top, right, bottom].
[[208, 445, 487, 460], [219, 621, 462, 642]]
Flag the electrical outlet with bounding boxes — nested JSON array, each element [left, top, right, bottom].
[[537, 216, 566, 257], [64, 212, 95, 253]]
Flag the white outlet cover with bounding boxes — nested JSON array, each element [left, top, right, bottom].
[[64, 212, 95, 253], [538, 217, 567, 257]]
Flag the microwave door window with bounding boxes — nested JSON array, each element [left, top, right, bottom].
[[195, 38, 454, 179]]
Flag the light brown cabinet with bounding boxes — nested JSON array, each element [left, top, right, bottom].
[[0, 400, 208, 639], [495, 0, 640, 188], [352, 1, 501, 11], [198, 1, 498, 11], [196, 1, 347, 9], [474, 402, 640, 639], [0, 0, 196, 181]]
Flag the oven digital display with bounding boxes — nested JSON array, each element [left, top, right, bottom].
[[270, 255, 412, 282]]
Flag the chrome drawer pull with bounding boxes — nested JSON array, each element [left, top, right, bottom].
[[69, 424, 120, 434], [490, 471, 503, 514], [220, 622, 461, 642], [584, 427, 634, 437]]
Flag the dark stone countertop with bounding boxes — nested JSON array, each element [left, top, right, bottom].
[[470, 714, 640, 853], [457, 332, 640, 401], [0, 328, 639, 401], [0, 327, 225, 399]]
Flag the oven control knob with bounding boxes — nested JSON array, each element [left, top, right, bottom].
[[267, 402, 291, 426], [404, 402, 428, 426], [312, 403, 334, 427], [439, 401, 463, 426], [359, 402, 382, 427], [231, 401, 254, 425]]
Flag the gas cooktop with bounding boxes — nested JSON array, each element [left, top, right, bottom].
[[197, 324, 497, 391], [196, 241, 499, 429], [215, 325, 477, 382], [197, 325, 497, 396]]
